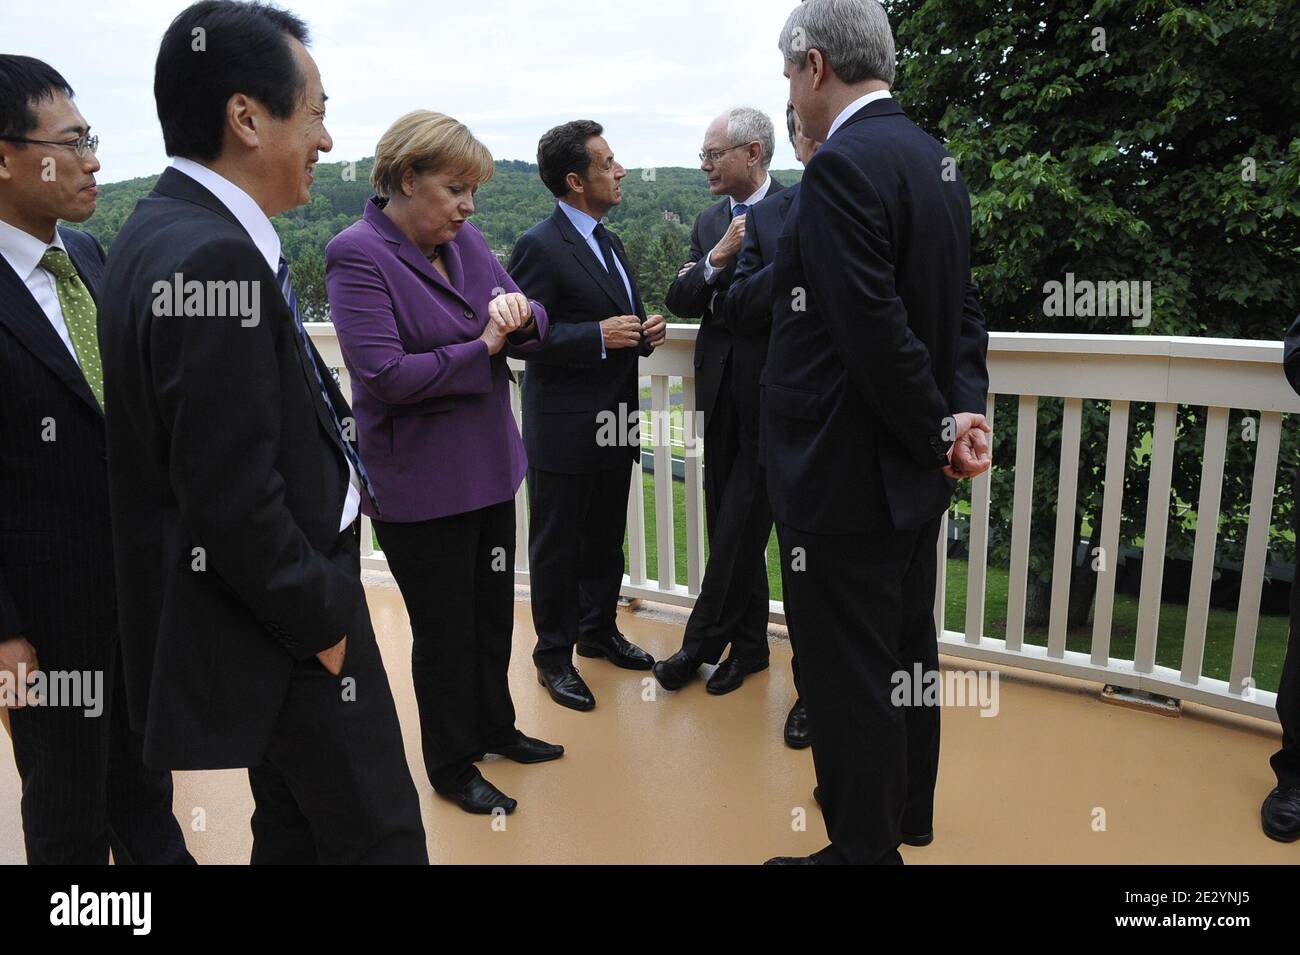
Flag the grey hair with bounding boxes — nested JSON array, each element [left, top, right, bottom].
[[726, 106, 775, 169], [785, 104, 798, 144], [778, 0, 896, 86]]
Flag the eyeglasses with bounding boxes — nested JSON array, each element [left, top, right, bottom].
[[699, 142, 754, 164], [0, 132, 99, 158]]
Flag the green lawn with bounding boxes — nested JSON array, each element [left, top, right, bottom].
[[626, 470, 1289, 693]]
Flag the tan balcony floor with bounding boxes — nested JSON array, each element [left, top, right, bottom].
[[1, 573, 1294, 864]]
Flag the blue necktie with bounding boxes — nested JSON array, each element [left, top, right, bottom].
[[277, 257, 382, 515], [732, 202, 749, 219], [593, 223, 632, 312]]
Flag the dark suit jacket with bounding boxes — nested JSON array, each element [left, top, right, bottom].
[[507, 204, 653, 474], [0, 227, 116, 669], [100, 167, 367, 769], [716, 183, 795, 425], [764, 99, 989, 535], [665, 177, 781, 428]]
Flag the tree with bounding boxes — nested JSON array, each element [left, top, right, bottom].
[[888, 0, 1300, 627]]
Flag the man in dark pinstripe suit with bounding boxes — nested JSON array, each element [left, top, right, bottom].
[[0, 55, 192, 864]]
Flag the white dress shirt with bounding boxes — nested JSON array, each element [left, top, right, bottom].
[[0, 217, 80, 363], [827, 89, 894, 141], [557, 199, 637, 360], [171, 158, 361, 533], [703, 174, 774, 283]]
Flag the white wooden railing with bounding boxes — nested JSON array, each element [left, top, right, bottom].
[[310, 325, 1295, 723]]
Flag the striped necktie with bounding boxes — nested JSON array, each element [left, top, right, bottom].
[[276, 257, 381, 515]]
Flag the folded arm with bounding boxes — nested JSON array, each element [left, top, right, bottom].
[[664, 218, 711, 319]]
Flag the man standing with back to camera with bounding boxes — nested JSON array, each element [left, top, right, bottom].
[[762, 0, 991, 864], [99, 0, 427, 864]]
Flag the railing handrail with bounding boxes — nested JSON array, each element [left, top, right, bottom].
[[306, 322, 1289, 725]]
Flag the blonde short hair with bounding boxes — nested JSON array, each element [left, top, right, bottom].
[[370, 110, 495, 197]]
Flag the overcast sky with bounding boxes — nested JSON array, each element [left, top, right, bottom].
[[6, 0, 807, 183]]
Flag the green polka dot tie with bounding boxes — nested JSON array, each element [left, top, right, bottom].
[[40, 247, 104, 408]]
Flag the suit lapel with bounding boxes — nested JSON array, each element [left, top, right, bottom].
[[394, 240, 473, 311], [0, 250, 102, 417], [363, 199, 473, 311], [552, 206, 633, 315]]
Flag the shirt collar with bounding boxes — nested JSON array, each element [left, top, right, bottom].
[[170, 157, 282, 273], [557, 199, 601, 240], [730, 174, 773, 211], [827, 89, 893, 141], [0, 216, 66, 283]]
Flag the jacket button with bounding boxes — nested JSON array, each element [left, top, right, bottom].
[[463, 308, 475, 320]]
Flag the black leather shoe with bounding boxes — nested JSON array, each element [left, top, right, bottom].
[[784, 698, 812, 749], [440, 774, 517, 815], [576, 632, 655, 670], [653, 649, 700, 690], [1261, 785, 1300, 842], [706, 655, 769, 695], [537, 664, 596, 711], [486, 734, 565, 764], [764, 845, 841, 865]]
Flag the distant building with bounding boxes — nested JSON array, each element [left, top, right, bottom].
[[662, 210, 682, 225]]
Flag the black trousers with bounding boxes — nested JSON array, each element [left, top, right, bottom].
[[528, 461, 632, 668], [8, 640, 193, 865], [777, 516, 943, 864], [682, 366, 772, 665], [247, 527, 427, 865], [374, 501, 520, 793], [1272, 568, 1300, 787]]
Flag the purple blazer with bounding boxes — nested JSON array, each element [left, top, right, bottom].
[[324, 198, 549, 523]]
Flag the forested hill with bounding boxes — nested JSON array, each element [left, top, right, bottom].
[[73, 158, 803, 322]]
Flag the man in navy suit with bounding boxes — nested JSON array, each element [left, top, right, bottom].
[[656, 108, 783, 697], [0, 55, 192, 864], [509, 121, 667, 712], [1266, 314, 1300, 842], [711, 105, 820, 748], [763, 0, 991, 865]]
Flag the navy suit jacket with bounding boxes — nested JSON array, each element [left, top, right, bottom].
[[763, 98, 989, 534], [665, 178, 782, 429], [0, 226, 116, 669], [508, 204, 653, 474]]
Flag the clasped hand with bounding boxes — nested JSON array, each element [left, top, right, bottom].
[[943, 412, 993, 480], [479, 292, 533, 355]]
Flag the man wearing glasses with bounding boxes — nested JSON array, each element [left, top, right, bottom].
[[0, 54, 193, 864], [657, 108, 784, 696]]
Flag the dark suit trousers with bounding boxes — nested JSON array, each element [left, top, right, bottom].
[[1272, 539, 1300, 786], [776, 516, 943, 864], [682, 368, 772, 664], [528, 462, 632, 668], [373, 501, 519, 793], [247, 527, 428, 865], [8, 641, 192, 865]]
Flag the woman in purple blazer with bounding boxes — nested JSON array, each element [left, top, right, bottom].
[[325, 111, 560, 816]]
